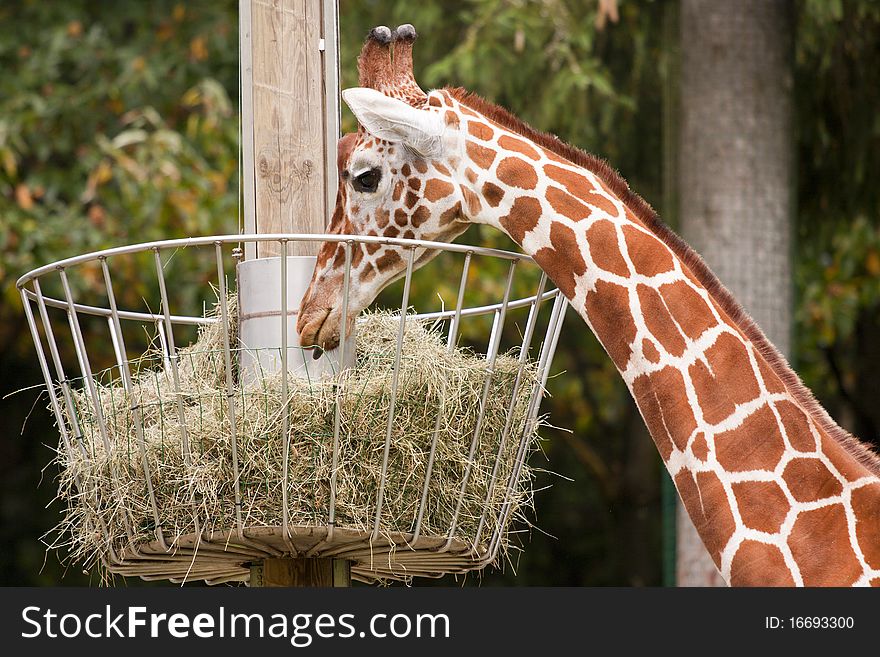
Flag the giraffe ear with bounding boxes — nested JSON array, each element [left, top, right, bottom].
[[342, 87, 445, 158]]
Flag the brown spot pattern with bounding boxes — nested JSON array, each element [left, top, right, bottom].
[[820, 434, 871, 482], [411, 206, 430, 227], [497, 157, 538, 190], [466, 141, 497, 169], [461, 186, 482, 216], [499, 196, 541, 244], [439, 201, 462, 226], [732, 481, 790, 533], [853, 482, 880, 569], [375, 208, 390, 228], [413, 159, 428, 174], [782, 458, 843, 503], [689, 333, 762, 425], [544, 163, 619, 217], [424, 178, 455, 202], [674, 469, 736, 567], [586, 219, 629, 276], [757, 356, 787, 394], [730, 541, 796, 586], [375, 250, 402, 271], [634, 366, 698, 452], [499, 135, 540, 160], [641, 339, 661, 364], [408, 177, 421, 190], [533, 223, 586, 300], [351, 243, 364, 268], [715, 404, 786, 472], [622, 224, 675, 277], [638, 284, 687, 357], [632, 376, 674, 460], [585, 280, 636, 371], [467, 121, 494, 140], [394, 209, 408, 226], [776, 400, 817, 452], [691, 432, 709, 461], [482, 182, 505, 208], [547, 186, 591, 221], [788, 504, 862, 586], [660, 281, 717, 340]]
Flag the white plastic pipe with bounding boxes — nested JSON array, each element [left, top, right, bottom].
[[237, 256, 355, 385]]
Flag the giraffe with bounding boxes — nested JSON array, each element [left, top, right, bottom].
[[296, 25, 880, 586]]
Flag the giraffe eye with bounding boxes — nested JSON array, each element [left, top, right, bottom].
[[352, 168, 381, 193]]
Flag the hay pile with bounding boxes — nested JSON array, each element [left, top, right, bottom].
[[53, 299, 543, 577]]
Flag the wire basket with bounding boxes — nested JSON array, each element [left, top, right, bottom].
[[17, 234, 566, 584]]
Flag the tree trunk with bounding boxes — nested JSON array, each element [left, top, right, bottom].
[[676, 0, 794, 586]]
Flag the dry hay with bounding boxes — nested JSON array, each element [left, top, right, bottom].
[[50, 298, 545, 583]]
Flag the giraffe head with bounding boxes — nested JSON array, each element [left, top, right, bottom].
[[297, 25, 474, 352]]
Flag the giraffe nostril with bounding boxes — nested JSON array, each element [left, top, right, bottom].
[[368, 26, 393, 44]]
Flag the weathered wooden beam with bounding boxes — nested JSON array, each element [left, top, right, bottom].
[[240, 0, 339, 258], [249, 558, 352, 587]]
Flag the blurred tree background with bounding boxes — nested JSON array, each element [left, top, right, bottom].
[[1, 0, 878, 586]]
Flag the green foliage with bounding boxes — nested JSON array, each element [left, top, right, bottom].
[[0, 0, 239, 354], [793, 1, 880, 438]]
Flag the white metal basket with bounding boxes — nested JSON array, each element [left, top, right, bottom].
[[17, 234, 566, 584]]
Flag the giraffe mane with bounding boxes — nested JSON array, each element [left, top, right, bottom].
[[447, 86, 880, 478]]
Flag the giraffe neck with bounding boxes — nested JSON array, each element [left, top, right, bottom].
[[443, 90, 880, 587]]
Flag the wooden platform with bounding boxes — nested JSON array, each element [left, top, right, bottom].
[[103, 524, 493, 585]]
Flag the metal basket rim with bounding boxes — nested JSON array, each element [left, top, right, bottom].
[[17, 233, 558, 325], [16, 233, 538, 290]]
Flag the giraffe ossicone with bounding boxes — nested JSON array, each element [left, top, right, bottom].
[[296, 25, 880, 587]]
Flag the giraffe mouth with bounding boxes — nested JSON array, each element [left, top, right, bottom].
[[298, 305, 336, 358]]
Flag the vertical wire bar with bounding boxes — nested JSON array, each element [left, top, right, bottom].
[[61, 266, 143, 555], [32, 279, 85, 455], [107, 316, 126, 376], [438, 259, 517, 552], [471, 273, 547, 551], [279, 240, 296, 548], [20, 287, 74, 458], [23, 283, 127, 565], [446, 251, 472, 349], [411, 250, 472, 543], [152, 248, 191, 462], [488, 292, 567, 560], [327, 240, 353, 543], [215, 243, 245, 539], [155, 319, 172, 375], [101, 257, 167, 548], [371, 247, 416, 541], [58, 268, 112, 455]]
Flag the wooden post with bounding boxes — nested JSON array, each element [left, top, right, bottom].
[[240, 0, 349, 586], [240, 0, 339, 259]]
